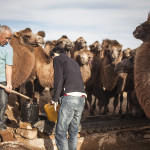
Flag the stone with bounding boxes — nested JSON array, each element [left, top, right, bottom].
[[19, 121, 32, 129], [0, 141, 32, 150], [33, 120, 55, 136], [27, 138, 56, 150], [16, 128, 37, 139], [15, 134, 56, 150], [0, 131, 16, 142]]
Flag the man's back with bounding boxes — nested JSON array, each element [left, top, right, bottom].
[[53, 53, 85, 101]]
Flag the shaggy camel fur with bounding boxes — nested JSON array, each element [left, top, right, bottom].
[[133, 13, 150, 119], [10, 28, 44, 88], [31, 46, 54, 103], [33, 47, 54, 89], [100, 39, 127, 114]]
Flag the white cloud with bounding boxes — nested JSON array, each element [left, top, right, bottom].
[[0, 0, 149, 49]]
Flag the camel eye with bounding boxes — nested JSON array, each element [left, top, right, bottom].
[[57, 41, 62, 45], [24, 35, 31, 38]]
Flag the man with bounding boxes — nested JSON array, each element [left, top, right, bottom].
[[0, 25, 13, 130], [50, 46, 86, 150]]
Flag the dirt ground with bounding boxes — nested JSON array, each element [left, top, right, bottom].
[[2, 91, 150, 150]]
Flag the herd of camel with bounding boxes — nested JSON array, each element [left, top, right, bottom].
[[9, 13, 150, 120]]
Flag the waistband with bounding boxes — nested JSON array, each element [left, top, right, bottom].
[[64, 93, 85, 97]]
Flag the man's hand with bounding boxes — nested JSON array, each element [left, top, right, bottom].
[[5, 84, 12, 93], [51, 100, 58, 111]]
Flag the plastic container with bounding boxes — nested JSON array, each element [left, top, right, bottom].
[[44, 103, 59, 123], [21, 99, 39, 124]]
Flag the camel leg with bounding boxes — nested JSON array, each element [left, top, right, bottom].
[[86, 88, 95, 116], [92, 97, 97, 110], [33, 79, 45, 104], [113, 95, 119, 114], [103, 98, 110, 115], [98, 98, 105, 115], [119, 93, 123, 114], [15, 87, 22, 111], [126, 92, 130, 114]]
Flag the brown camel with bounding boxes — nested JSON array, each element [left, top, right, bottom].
[[10, 28, 45, 89], [100, 39, 127, 114], [89, 41, 102, 57], [133, 13, 150, 119], [73, 37, 88, 59], [55, 35, 74, 58]]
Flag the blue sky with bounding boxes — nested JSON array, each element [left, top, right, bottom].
[[0, 0, 150, 49]]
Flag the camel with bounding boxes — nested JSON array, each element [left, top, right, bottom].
[[122, 48, 132, 59], [73, 37, 88, 59], [10, 28, 45, 89], [100, 39, 127, 114], [75, 49, 101, 115], [44, 40, 56, 56], [133, 13, 150, 119], [9, 28, 46, 110], [55, 35, 74, 58], [114, 50, 144, 117], [89, 41, 102, 57], [33, 35, 75, 104]]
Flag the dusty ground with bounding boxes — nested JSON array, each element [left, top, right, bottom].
[[2, 91, 150, 150]]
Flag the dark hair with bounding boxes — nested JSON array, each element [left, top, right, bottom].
[[50, 46, 65, 58]]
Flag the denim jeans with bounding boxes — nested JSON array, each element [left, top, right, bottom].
[[55, 95, 85, 150], [0, 82, 8, 126]]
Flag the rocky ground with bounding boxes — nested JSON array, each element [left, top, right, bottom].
[[1, 90, 150, 150]]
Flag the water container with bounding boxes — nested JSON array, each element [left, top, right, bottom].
[[44, 103, 59, 123], [21, 99, 39, 124]]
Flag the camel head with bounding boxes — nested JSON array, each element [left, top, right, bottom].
[[122, 48, 132, 59], [114, 56, 134, 73], [44, 40, 56, 56], [89, 41, 102, 55], [114, 48, 136, 73], [133, 13, 150, 42], [76, 50, 92, 66], [74, 37, 87, 50], [14, 28, 45, 47], [102, 39, 122, 63], [56, 35, 74, 57]]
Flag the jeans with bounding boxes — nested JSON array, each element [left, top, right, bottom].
[[55, 95, 85, 150], [0, 82, 8, 126]]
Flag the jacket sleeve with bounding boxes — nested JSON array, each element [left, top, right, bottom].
[[52, 57, 64, 102]]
